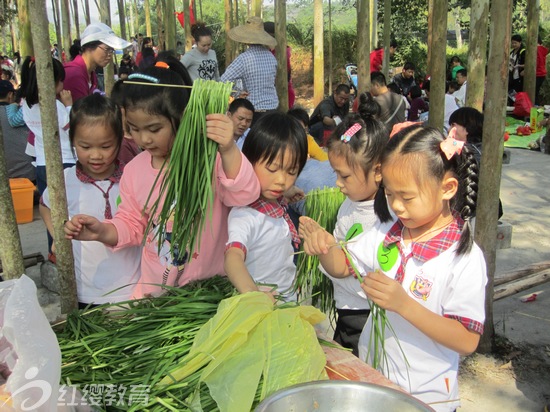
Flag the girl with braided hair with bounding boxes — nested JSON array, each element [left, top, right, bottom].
[[300, 124, 487, 411]]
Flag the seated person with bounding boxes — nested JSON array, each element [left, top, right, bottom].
[[287, 107, 328, 161], [390, 61, 416, 97], [227, 98, 254, 150], [308, 84, 350, 145], [370, 71, 406, 131], [408, 85, 428, 121]]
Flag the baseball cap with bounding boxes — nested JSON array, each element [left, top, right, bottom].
[[81, 23, 131, 49], [0, 80, 14, 95]]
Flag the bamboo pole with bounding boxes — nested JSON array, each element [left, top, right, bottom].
[[427, 0, 447, 131], [28, 0, 78, 313], [475, 0, 512, 354], [357, 0, 371, 93], [523, 0, 540, 104], [184, 0, 192, 52], [145, 0, 152, 37], [275, 0, 288, 112], [99, 0, 114, 96], [165, 0, 176, 50], [382, 0, 390, 78], [313, 0, 324, 106], [0, 126, 25, 280], [465, 0, 489, 112]]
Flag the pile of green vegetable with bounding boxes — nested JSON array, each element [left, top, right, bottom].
[[295, 187, 346, 315]]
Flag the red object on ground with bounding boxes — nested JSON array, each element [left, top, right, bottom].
[[521, 293, 538, 303]]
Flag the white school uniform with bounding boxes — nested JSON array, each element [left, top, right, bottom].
[[346, 218, 487, 412], [42, 164, 141, 304]]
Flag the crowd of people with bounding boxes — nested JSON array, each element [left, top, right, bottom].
[[2, 17, 549, 412]]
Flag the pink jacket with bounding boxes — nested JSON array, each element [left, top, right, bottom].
[[107, 150, 260, 297]]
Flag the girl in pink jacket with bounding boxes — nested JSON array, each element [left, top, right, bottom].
[[65, 63, 260, 297]]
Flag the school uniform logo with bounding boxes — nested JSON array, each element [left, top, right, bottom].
[[409, 273, 433, 301]]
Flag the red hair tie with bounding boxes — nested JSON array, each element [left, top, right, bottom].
[[30, 56, 36, 62], [155, 61, 169, 69]]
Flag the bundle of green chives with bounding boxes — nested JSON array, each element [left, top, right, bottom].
[[145, 79, 234, 259], [295, 187, 345, 316], [56, 276, 237, 411]]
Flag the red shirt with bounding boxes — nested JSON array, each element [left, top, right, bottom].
[[63, 55, 98, 102], [370, 48, 384, 73], [536, 44, 548, 77]]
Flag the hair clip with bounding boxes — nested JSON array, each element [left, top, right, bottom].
[[30, 56, 35, 63], [127, 73, 160, 84], [341, 123, 362, 143], [440, 127, 464, 160], [155, 61, 170, 69]]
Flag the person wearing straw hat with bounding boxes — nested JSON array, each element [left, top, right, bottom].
[[221, 16, 278, 123], [64, 23, 131, 102]]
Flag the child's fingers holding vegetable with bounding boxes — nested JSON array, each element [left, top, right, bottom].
[[299, 216, 334, 255], [362, 270, 409, 314], [206, 113, 234, 151]]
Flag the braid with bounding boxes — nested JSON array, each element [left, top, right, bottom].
[[454, 145, 479, 255]]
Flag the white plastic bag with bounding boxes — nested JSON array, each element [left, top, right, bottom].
[[0, 275, 61, 411]]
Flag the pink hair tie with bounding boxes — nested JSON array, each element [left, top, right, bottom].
[[440, 127, 464, 160], [341, 123, 362, 143]]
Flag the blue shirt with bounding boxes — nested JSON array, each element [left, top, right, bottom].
[[221, 45, 278, 110]]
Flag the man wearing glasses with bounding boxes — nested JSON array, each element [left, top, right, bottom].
[[64, 23, 131, 101]]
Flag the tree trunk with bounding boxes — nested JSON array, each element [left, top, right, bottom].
[[427, 0, 447, 131], [357, 0, 371, 93], [198, 0, 203, 21], [0, 127, 25, 280], [10, 0, 19, 55], [370, 0, 377, 50], [133, 0, 139, 37], [128, 0, 135, 38], [224, 0, 233, 68], [252, 0, 261, 17], [523, 0, 539, 104], [28, 0, 78, 313], [465, 0, 489, 112], [72, 0, 80, 39], [16, 0, 33, 56], [232, 0, 239, 60], [426, 0, 434, 76], [183, 0, 192, 52], [313, 0, 324, 106], [52, 0, 63, 59], [117, 0, 127, 40], [451, 8, 462, 48], [82, 0, 90, 26], [475, 0, 512, 354], [144, 0, 152, 37], [164, 0, 176, 50], [328, 0, 333, 92], [61, 0, 71, 58], [156, 0, 165, 51], [99, 0, 115, 95], [275, 0, 288, 112], [382, 0, 391, 78]]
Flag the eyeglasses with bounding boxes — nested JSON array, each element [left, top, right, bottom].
[[98, 45, 115, 56]]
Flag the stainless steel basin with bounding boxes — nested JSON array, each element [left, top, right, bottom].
[[254, 381, 435, 412]]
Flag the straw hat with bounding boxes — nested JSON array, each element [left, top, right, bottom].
[[228, 17, 277, 48]]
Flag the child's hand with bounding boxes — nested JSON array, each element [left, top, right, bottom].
[[361, 270, 409, 314], [299, 216, 335, 255], [64, 214, 102, 241], [206, 113, 235, 153], [284, 186, 305, 203], [59, 90, 73, 107]]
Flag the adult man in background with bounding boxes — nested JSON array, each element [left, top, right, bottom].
[[390, 61, 416, 97], [227, 98, 255, 150], [308, 84, 350, 145], [370, 71, 406, 131], [453, 69, 468, 107]]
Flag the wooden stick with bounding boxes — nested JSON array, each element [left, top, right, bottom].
[[495, 261, 550, 286], [494, 269, 550, 300]]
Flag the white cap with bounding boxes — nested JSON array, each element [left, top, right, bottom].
[[81, 23, 131, 49]]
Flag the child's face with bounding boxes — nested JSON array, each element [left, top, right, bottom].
[[126, 109, 174, 168], [254, 148, 299, 202], [329, 152, 381, 202], [382, 157, 457, 238], [73, 122, 119, 180]]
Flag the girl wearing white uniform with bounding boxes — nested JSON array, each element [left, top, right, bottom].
[[300, 125, 487, 411], [225, 112, 308, 301], [41, 94, 141, 307], [321, 93, 390, 355]]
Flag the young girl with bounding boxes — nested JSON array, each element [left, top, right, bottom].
[[224, 112, 308, 301], [321, 93, 389, 356], [64, 64, 260, 298], [300, 124, 487, 411], [180, 22, 220, 82], [20, 56, 75, 195], [40, 94, 141, 307]]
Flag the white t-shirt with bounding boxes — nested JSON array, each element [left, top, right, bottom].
[[324, 198, 379, 310], [22, 99, 75, 166], [347, 219, 487, 411], [444, 94, 460, 131], [452, 81, 467, 108], [227, 206, 297, 300], [42, 166, 141, 304]]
